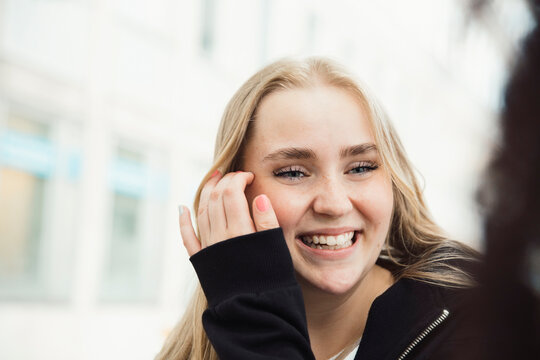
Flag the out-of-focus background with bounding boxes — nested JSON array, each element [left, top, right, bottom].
[[0, 0, 533, 359]]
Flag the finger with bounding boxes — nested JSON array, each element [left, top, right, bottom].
[[178, 205, 201, 256], [198, 170, 222, 244], [198, 170, 223, 213], [207, 172, 237, 243], [223, 172, 256, 236], [252, 194, 280, 232]]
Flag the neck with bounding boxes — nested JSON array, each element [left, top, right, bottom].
[[300, 265, 394, 360]]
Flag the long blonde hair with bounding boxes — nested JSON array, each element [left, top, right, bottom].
[[156, 57, 477, 360]]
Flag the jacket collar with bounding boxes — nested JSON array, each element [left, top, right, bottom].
[[356, 278, 450, 360]]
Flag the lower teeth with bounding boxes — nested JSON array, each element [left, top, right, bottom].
[[305, 240, 353, 250]]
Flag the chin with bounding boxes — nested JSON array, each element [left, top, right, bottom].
[[299, 268, 366, 296], [317, 282, 357, 296]]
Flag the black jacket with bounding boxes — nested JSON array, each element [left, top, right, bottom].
[[190, 228, 477, 359]]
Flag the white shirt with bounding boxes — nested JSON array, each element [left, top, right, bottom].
[[328, 342, 360, 360]]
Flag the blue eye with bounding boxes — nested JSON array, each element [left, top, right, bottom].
[[273, 166, 307, 180], [348, 162, 378, 175]]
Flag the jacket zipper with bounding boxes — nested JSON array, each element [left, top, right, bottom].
[[396, 309, 450, 360]]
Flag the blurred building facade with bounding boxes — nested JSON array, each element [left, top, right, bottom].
[[0, 0, 531, 359]]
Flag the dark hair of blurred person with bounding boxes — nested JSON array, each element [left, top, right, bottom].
[[466, 0, 540, 358]]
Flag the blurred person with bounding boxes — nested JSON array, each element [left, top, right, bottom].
[[457, 0, 540, 358], [157, 58, 479, 360]]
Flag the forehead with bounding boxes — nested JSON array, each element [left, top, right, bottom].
[[251, 85, 374, 150]]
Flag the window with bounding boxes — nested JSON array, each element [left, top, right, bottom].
[[0, 114, 50, 298], [200, 0, 216, 55], [0, 110, 80, 301], [100, 146, 166, 302], [0, 168, 45, 287]]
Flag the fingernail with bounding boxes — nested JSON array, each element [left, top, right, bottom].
[[178, 205, 184, 216], [211, 170, 220, 177], [255, 195, 269, 212]]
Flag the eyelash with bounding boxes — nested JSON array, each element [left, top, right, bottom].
[[273, 166, 307, 180], [348, 161, 379, 174], [273, 162, 379, 180]]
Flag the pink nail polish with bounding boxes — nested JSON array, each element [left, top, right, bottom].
[[256, 195, 269, 212]]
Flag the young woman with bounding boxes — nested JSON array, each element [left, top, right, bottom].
[[157, 58, 478, 360]]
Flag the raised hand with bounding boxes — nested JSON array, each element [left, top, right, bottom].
[[179, 171, 279, 256]]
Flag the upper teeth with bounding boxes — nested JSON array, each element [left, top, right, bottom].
[[302, 231, 355, 246]]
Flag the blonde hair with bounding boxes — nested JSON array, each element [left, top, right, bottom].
[[156, 57, 477, 360]]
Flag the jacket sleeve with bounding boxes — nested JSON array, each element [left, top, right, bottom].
[[190, 228, 315, 360]]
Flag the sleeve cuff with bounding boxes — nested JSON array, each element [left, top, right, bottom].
[[190, 228, 297, 307]]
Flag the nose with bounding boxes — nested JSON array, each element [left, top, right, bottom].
[[312, 175, 353, 217]]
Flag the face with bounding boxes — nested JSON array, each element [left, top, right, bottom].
[[242, 85, 394, 295]]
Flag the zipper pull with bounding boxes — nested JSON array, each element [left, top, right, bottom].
[[397, 309, 450, 360]]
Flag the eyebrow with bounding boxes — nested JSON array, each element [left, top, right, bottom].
[[263, 147, 317, 161], [339, 143, 378, 158], [263, 143, 377, 161]]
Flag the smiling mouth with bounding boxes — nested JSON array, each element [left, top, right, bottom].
[[299, 231, 358, 250]]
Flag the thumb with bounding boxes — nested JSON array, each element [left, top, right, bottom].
[[252, 194, 280, 232]]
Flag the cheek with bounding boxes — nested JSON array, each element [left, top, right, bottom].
[[246, 179, 306, 234], [355, 178, 394, 229], [264, 188, 304, 232]]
